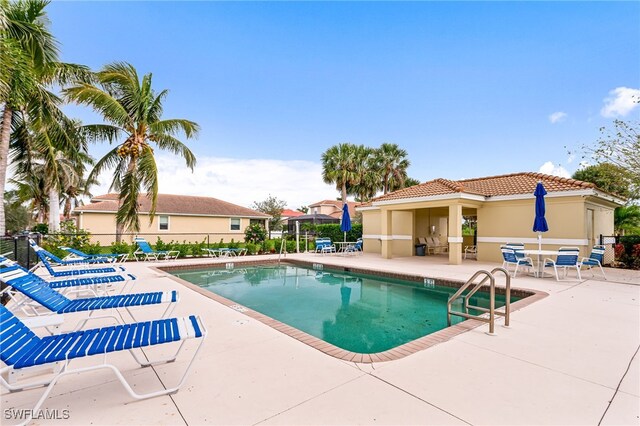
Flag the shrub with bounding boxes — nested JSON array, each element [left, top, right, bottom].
[[31, 223, 48, 235], [245, 242, 258, 255], [245, 223, 267, 244], [42, 221, 93, 258], [110, 241, 132, 255], [285, 240, 296, 253], [315, 223, 362, 243]]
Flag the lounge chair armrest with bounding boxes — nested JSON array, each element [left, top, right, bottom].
[[21, 314, 65, 329], [543, 257, 554, 264]]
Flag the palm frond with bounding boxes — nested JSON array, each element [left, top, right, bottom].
[[64, 83, 132, 128], [151, 133, 196, 169], [149, 118, 200, 139]]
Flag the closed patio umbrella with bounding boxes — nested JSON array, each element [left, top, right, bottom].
[[533, 181, 549, 251], [340, 203, 351, 243]]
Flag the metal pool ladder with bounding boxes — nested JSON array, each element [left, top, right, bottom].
[[446, 267, 511, 335], [277, 238, 287, 264]]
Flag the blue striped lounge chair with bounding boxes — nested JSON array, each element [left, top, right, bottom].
[[0, 256, 136, 300], [29, 239, 127, 278], [60, 247, 128, 263], [133, 237, 180, 261], [580, 245, 607, 280], [544, 247, 583, 281], [0, 305, 206, 425], [0, 261, 179, 320], [501, 247, 534, 278]]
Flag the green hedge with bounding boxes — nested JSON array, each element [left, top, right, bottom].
[[315, 223, 363, 243]]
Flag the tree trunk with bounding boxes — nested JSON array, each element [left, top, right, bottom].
[[63, 197, 72, 219], [48, 188, 60, 232], [341, 183, 347, 205], [0, 106, 13, 236]]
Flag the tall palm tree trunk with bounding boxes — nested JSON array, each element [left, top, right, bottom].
[[0, 106, 13, 236], [48, 188, 60, 232], [63, 197, 72, 219]]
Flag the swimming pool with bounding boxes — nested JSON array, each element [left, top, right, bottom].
[[170, 263, 520, 354]]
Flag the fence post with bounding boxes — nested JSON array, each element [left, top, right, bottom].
[[25, 237, 30, 270], [13, 237, 18, 261]]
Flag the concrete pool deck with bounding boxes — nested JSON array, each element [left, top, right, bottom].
[[2, 253, 639, 425]]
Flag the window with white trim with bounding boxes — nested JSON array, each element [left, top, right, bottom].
[[230, 218, 241, 231], [159, 215, 169, 231]]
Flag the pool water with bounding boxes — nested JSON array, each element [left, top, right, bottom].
[[173, 264, 518, 354]]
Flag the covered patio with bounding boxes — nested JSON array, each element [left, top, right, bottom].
[[358, 172, 624, 265]]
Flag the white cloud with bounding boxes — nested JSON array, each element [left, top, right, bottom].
[[566, 153, 576, 164], [92, 154, 339, 209], [538, 161, 570, 178], [548, 111, 567, 124], [600, 87, 640, 117]]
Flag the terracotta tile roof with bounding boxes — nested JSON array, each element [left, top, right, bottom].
[[369, 172, 600, 203], [282, 209, 304, 217], [74, 193, 270, 218], [309, 200, 358, 217], [308, 199, 343, 207]]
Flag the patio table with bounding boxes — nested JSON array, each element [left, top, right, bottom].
[[523, 249, 559, 278], [334, 241, 358, 256]]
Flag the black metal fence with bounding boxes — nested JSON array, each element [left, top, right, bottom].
[[599, 234, 618, 266], [0, 233, 41, 269]]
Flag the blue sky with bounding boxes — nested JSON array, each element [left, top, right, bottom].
[[48, 2, 640, 208]]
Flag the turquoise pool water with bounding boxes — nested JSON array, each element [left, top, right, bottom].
[[172, 264, 517, 354]]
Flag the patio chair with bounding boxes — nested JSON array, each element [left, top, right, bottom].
[[464, 245, 477, 259], [0, 261, 179, 320], [543, 247, 582, 281], [60, 247, 128, 263], [580, 245, 607, 280], [133, 237, 180, 261], [501, 247, 534, 278], [424, 237, 447, 254], [0, 305, 206, 426], [505, 242, 526, 259], [315, 239, 336, 254], [29, 239, 127, 278], [230, 248, 247, 256]]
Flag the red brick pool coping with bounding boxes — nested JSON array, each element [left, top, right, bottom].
[[155, 260, 548, 364]]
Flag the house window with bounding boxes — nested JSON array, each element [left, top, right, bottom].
[[230, 218, 241, 231], [159, 215, 169, 231]]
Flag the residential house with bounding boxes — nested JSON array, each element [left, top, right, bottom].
[[73, 193, 270, 246]]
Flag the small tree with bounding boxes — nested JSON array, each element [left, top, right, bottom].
[[245, 223, 267, 244], [296, 206, 309, 214], [251, 195, 286, 238], [580, 119, 639, 199], [572, 163, 635, 201]]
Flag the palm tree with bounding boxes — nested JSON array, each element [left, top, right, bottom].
[[349, 145, 381, 202], [64, 62, 199, 234], [615, 205, 640, 236], [0, 0, 90, 234], [11, 111, 88, 231], [9, 174, 48, 223], [376, 143, 410, 194], [321, 143, 359, 204]]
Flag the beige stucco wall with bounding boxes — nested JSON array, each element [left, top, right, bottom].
[[477, 196, 588, 263], [77, 212, 266, 246], [361, 210, 381, 254]]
